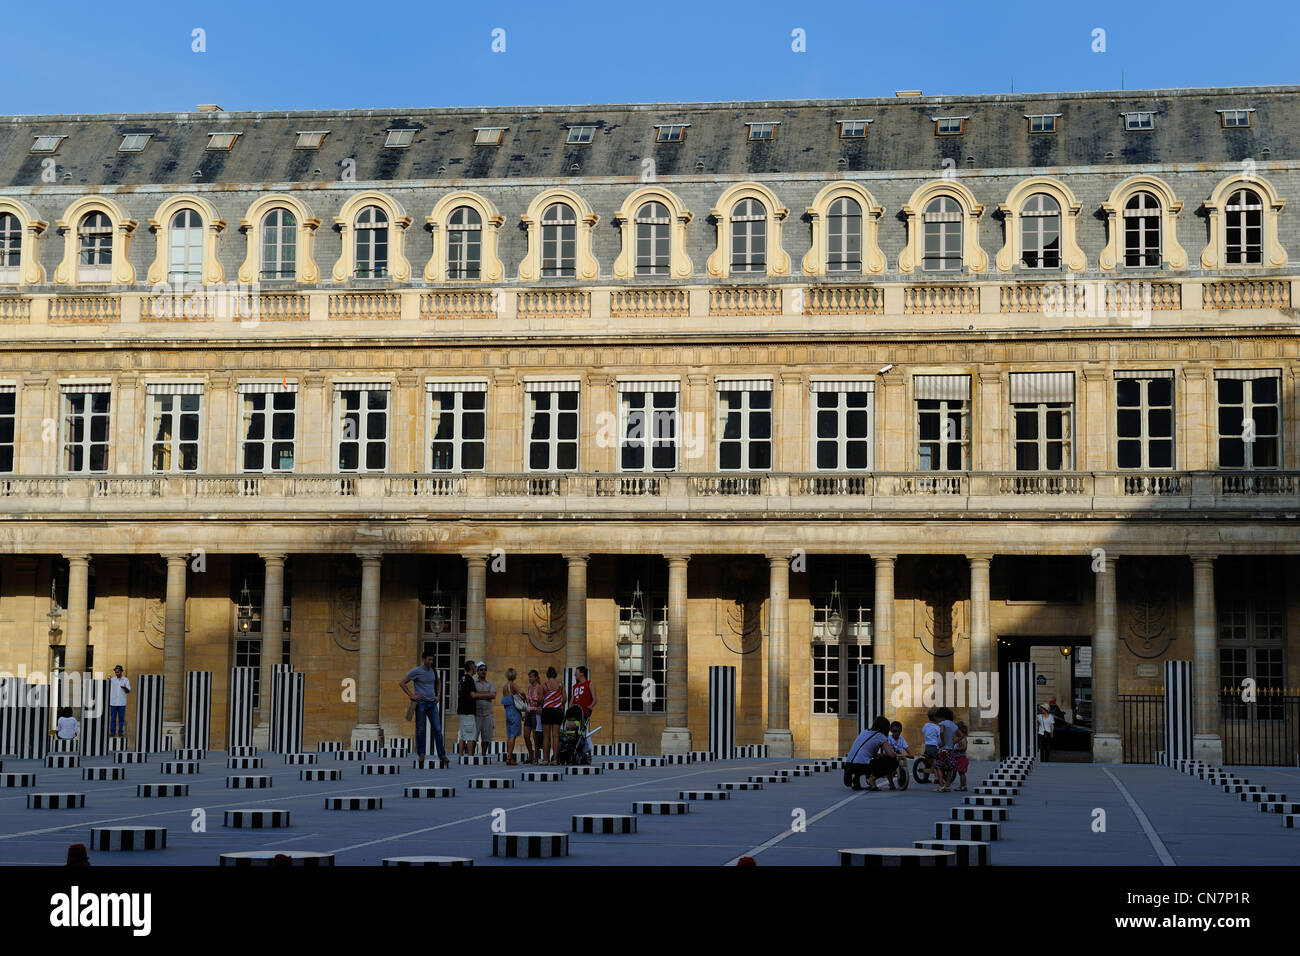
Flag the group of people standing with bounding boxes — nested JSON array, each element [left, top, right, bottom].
[[400, 656, 595, 766]]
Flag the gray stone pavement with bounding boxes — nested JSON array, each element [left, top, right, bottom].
[[0, 754, 1295, 865]]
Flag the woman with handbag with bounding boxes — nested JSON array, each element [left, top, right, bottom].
[[524, 669, 544, 764], [540, 667, 565, 765], [502, 668, 525, 766]]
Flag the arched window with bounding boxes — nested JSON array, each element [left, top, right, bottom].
[[1019, 194, 1060, 269], [354, 205, 389, 278], [826, 197, 862, 272], [634, 201, 670, 276], [447, 206, 482, 280], [260, 208, 297, 280], [78, 212, 114, 282], [167, 209, 204, 286], [0, 213, 20, 275], [541, 202, 576, 278], [922, 197, 963, 271], [1123, 192, 1161, 267], [1225, 188, 1263, 264], [730, 198, 767, 273]]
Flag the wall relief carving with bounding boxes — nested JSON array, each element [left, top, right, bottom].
[[914, 556, 965, 657]]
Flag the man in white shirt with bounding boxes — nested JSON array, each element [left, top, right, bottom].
[[109, 665, 130, 738]]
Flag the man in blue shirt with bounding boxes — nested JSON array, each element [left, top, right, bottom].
[[399, 654, 448, 767], [843, 716, 899, 791]]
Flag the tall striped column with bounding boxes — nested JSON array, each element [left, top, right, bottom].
[[1190, 555, 1223, 764], [660, 553, 691, 755], [708, 666, 735, 760], [184, 671, 212, 750], [0, 676, 20, 754], [228, 667, 256, 748], [270, 668, 304, 754], [16, 681, 50, 759], [1007, 662, 1036, 758], [857, 663, 887, 734], [134, 675, 165, 752], [1163, 660, 1193, 764], [81, 677, 111, 757]]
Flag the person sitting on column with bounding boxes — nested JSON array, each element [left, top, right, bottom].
[[457, 661, 478, 756], [885, 721, 913, 791], [56, 706, 80, 740], [109, 665, 130, 738], [842, 716, 899, 791], [399, 653, 449, 768], [472, 662, 496, 757]]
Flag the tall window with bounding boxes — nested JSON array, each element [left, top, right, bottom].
[[526, 385, 579, 471], [336, 385, 389, 472], [718, 384, 772, 471], [62, 387, 111, 473], [78, 212, 113, 282], [1220, 598, 1285, 720], [1116, 374, 1173, 469], [428, 385, 486, 471], [0, 386, 14, 472], [0, 213, 20, 278], [1217, 372, 1280, 469], [1224, 188, 1263, 265], [540, 203, 576, 278], [446, 206, 482, 280], [149, 388, 202, 473], [354, 206, 389, 278], [1020, 194, 1060, 269], [260, 208, 297, 280], [634, 202, 670, 276], [811, 574, 872, 716], [618, 385, 678, 472], [616, 589, 666, 714], [812, 384, 872, 470], [915, 375, 970, 471], [167, 209, 204, 286], [826, 197, 863, 272], [730, 199, 767, 274], [922, 196, 963, 271], [1123, 192, 1162, 267], [240, 386, 296, 472], [1011, 373, 1074, 471]]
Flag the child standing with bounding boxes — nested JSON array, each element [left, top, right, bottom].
[[922, 708, 943, 791], [951, 720, 970, 791]]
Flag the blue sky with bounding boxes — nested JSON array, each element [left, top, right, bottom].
[[8, 0, 1298, 114]]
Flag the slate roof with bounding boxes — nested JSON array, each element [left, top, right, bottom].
[[0, 86, 1294, 189]]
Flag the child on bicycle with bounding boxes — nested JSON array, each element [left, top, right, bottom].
[[886, 721, 913, 791]]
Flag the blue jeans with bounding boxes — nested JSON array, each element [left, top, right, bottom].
[[109, 705, 126, 736], [415, 699, 446, 760]]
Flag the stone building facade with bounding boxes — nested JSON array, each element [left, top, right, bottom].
[[0, 87, 1297, 760]]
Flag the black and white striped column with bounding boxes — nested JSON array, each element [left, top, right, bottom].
[[14, 682, 49, 759], [133, 675, 164, 752], [228, 667, 256, 749], [708, 666, 735, 760], [1007, 662, 1036, 758], [270, 668, 304, 754], [80, 678, 111, 757], [1163, 660, 1193, 764], [0, 676, 20, 754], [857, 663, 887, 734], [184, 671, 212, 750]]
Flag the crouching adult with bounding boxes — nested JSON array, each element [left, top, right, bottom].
[[843, 716, 899, 792]]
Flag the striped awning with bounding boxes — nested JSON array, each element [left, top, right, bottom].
[[333, 381, 392, 391], [809, 380, 874, 393], [1010, 372, 1074, 404], [238, 381, 299, 394], [523, 380, 581, 392], [145, 382, 204, 395], [426, 380, 489, 393], [715, 378, 773, 391], [1214, 368, 1281, 380], [913, 374, 970, 401], [617, 379, 680, 392], [1114, 369, 1173, 380], [59, 382, 111, 394]]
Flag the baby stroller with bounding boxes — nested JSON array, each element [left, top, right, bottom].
[[556, 706, 593, 766]]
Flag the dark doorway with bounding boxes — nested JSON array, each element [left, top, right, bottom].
[[997, 635, 1092, 761]]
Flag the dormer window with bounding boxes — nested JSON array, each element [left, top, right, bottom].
[[31, 135, 65, 153], [473, 127, 507, 146], [384, 129, 416, 148], [1123, 111, 1155, 131], [934, 116, 966, 136], [295, 130, 329, 149], [205, 132, 241, 150], [119, 133, 152, 152], [746, 122, 777, 141], [838, 120, 869, 139], [1026, 114, 1059, 134], [654, 124, 688, 144], [1218, 109, 1253, 129], [566, 125, 595, 145]]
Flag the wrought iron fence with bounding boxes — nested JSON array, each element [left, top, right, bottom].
[[1219, 688, 1300, 766], [1118, 692, 1164, 764]]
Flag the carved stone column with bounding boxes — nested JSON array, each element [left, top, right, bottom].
[[161, 553, 189, 738], [352, 553, 384, 746], [464, 553, 488, 665], [661, 554, 691, 754], [1191, 554, 1224, 763], [63, 554, 91, 676], [966, 555, 996, 759], [764, 554, 793, 757], [252, 553, 286, 749], [1091, 554, 1122, 763], [563, 554, 589, 671]]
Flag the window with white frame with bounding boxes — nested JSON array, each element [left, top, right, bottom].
[[78, 212, 113, 282], [446, 206, 482, 280], [61, 385, 111, 473], [812, 381, 872, 470], [616, 589, 666, 714], [826, 197, 863, 272], [540, 203, 577, 278], [838, 119, 868, 138], [260, 208, 297, 280], [294, 130, 328, 149], [618, 381, 679, 472], [1219, 109, 1253, 129], [717, 381, 772, 471], [729, 198, 767, 274], [148, 384, 202, 473], [634, 202, 670, 276], [336, 383, 389, 472], [922, 196, 963, 271], [1011, 373, 1073, 471], [205, 132, 240, 150], [354, 206, 389, 278], [167, 209, 204, 286], [1219, 596, 1284, 720], [31, 135, 65, 153], [1216, 370, 1280, 469], [526, 382, 579, 471], [473, 127, 506, 146], [915, 375, 970, 471], [0, 385, 14, 472], [428, 382, 487, 471], [0, 213, 20, 279], [1020, 194, 1061, 269], [1027, 114, 1058, 134], [747, 122, 776, 141], [384, 129, 415, 148], [1224, 188, 1263, 264], [1123, 191, 1162, 267], [1116, 372, 1173, 469], [654, 125, 687, 143], [811, 575, 872, 716], [566, 126, 595, 145], [935, 117, 964, 135], [1123, 111, 1155, 131], [239, 383, 297, 472]]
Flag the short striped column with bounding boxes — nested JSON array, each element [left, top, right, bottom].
[[0, 772, 37, 787], [1163, 661, 1193, 764], [300, 769, 342, 781], [227, 667, 256, 749], [183, 671, 212, 750], [566, 765, 603, 775], [82, 767, 124, 781], [857, 663, 887, 734], [0, 679, 50, 759], [226, 775, 272, 789], [50, 738, 80, 754], [383, 856, 473, 866], [326, 796, 382, 810], [572, 814, 636, 834], [521, 771, 562, 782], [637, 756, 667, 767], [603, 760, 637, 770], [220, 851, 333, 866], [114, 751, 148, 764], [680, 789, 730, 800], [317, 741, 344, 753], [951, 806, 1007, 822], [708, 666, 735, 761], [840, 847, 954, 866], [1006, 662, 1036, 758], [404, 786, 455, 798], [45, 754, 80, 769], [732, 745, 769, 759], [361, 763, 402, 775], [492, 832, 567, 858], [224, 809, 290, 828], [28, 792, 85, 809], [133, 675, 165, 753], [284, 753, 317, 765], [634, 801, 690, 814], [469, 777, 514, 789], [137, 784, 188, 797], [90, 826, 167, 851], [935, 820, 1001, 841], [160, 761, 200, 775], [226, 757, 263, 769], [913, 839, 990, 866], [269, 668, 305, 754]]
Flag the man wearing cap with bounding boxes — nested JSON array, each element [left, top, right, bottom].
[[457, 660, 478, 756], [472, 662, 496, 754]]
